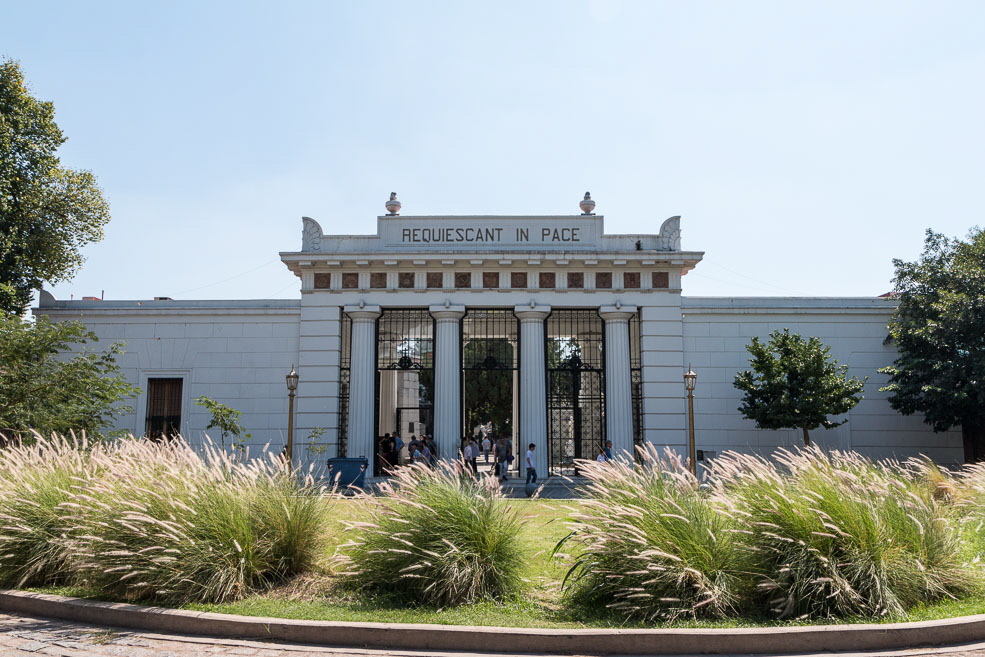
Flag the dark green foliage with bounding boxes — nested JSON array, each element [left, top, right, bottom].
[[880, 228, 985, 462], [734, 329, 866, 445], [0, 315, 139, 438], [0, 59, 110, 315]]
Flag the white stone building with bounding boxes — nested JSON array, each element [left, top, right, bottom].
[[34, 196, 963, 473]]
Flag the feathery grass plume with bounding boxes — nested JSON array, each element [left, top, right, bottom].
[[558, 445, 755, 621], [64, 437, 331, 604], [0, 432, 100, 587], [712, 446, 977, 619], [952, 461, 985, 559], [336, 460, 524, 606]]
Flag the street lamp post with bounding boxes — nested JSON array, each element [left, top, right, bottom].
[[285, 365, 299, 466], [684, 365, 697, 475]]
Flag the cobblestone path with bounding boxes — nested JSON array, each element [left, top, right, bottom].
[[6, 610, 985, 657]]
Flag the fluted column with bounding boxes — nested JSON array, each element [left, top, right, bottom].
[[344, 305, 382, 460], [600, 306, 637, 460], [430, 305, 466, 455], [514, 305, 551, 477]]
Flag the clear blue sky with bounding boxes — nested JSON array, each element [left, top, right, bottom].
[[4, 1, 984, 301]]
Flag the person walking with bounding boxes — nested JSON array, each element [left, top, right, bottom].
[[468, 438, 479, 474], [481, 435, 491, 463], [462, 439, 474, 474], [525, 443, 537, 485]]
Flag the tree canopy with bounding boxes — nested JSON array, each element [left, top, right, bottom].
[[733, 329, 866, 446], [880, 228, 985, 462], [0, 315, 139, 438], [0, 58, 110, 315]]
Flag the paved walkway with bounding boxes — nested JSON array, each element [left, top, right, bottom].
[[8, 610, 985, 657]]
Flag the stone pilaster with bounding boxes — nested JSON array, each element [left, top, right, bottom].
[[514, 305, 551, 477], [430, 305, 466, 455], [600, 306, 638, 459], [344, 305, 381, 460]]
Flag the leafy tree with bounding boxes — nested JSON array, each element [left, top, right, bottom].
[[195, 396, 250, 450], [880, 228, 985, 462], [0, 58, 110, 315], [0, 315, 139, 438], [733, 329, 866, 446]]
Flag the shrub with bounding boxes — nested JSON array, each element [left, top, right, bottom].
[[713, 447, 978, 619], [63, 438, 330, 604], [558, 446, 755, 621], [0, 433, 99, 587], [337, 461, 524, 606]]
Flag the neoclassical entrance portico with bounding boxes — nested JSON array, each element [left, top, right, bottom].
[[281, 194, 702, 476]]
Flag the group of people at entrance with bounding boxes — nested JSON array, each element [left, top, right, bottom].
[[376, 433, 438, 475], [459, 424, 537, 486], [460, 432, 513, 481]]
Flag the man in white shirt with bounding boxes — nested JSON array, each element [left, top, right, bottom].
[[525, 443, 537, 485]]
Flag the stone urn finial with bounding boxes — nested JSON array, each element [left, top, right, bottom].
[[579, 191, 596, 215], [385, 192, 401, 216]]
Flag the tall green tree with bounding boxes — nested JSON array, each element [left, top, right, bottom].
[[0, 58, 110, 315], [734, 329, 866, 446], [0, 315, 139, 438], [880, 228, 985, 462]]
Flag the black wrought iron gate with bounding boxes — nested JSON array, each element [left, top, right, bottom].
[[546, 310, 605, 475]]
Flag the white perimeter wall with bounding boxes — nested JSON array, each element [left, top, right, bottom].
[[36, 294, 964, 467], [681, 297, 963, 464], [36, 300, 302, 453]]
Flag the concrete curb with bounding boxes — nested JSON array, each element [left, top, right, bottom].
[[2, 589, 984, 655]]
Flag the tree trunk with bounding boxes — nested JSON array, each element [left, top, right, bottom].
[[801, 426, 811, 447], [962, 422, 985, 463]]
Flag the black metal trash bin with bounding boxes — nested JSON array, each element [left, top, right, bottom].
[[326, 457, 368, 491]]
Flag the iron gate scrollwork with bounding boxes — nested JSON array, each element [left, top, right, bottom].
[[546, 310, 605, 475], [376, 309, 435, 475], [337, 313, 352, 459], [462, 309, 518, 446], [630, 311, 643, 455]]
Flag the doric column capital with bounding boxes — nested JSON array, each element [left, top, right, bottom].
[[514, 304, 551, 322], [344, 305, 382, 322], [598, 305, 638, 322], [429, 305, 466, 322]]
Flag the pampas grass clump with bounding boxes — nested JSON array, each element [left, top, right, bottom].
[[63, 438, 330, 604], [0, 433, 99, 587], [559, 446, 754, 621], [713, 447, 977, 619], [337, 461, 524, 606]]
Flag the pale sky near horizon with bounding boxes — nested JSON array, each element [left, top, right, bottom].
[[3, 1, 984, 303]]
